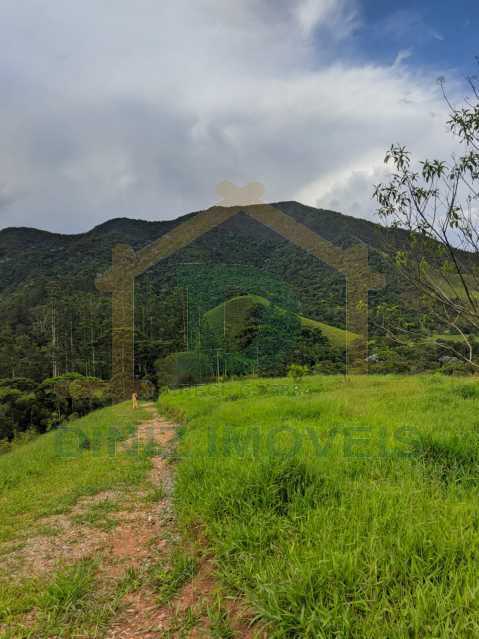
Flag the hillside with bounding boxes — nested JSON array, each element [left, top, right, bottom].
[[161, 373, 479, 637], [204, 294, 358, 348], [4, 374, 479, 636], [299, 313, 359, 346], [0, 201, 407, 383], [0, 202, 399, 294], [0, 400, 220, 637]]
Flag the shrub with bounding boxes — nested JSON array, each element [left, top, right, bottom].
[[288, 364, 309, 382]]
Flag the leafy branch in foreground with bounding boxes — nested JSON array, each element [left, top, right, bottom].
[[373, 62, 479, 366]]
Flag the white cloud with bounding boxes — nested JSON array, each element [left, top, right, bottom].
[[0, 0, 459, 232], [393, 49, 413, 68], [294, 0, 359, 37]]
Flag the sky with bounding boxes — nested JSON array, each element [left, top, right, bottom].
[[1, 0, 478, 233]]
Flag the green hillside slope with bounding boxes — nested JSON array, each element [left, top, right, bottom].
[[299, 314, 359, 347], [0, 201, 399, 383], [161, 373, 479, 637], [203, 294, 268, 346], [0, 403, 149, 543], [204, 294, 358, 348], [3, 200, 473, 384]]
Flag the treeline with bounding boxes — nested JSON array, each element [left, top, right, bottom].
[[0, 284, 112, 382], [0, 263, 339, 386], [367, 336, 479, 375], [0, 373, 111, 444], [0, 279, 184, 385], [2, 244, 476, 445]]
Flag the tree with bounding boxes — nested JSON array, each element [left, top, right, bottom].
[[288, 325, 334, 369], [0, 380, 38, 440], [373, 63, 479, 367], [246, 304, 301, 377], [287, 363, 309, 382]]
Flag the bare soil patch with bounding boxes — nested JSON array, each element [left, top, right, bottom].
[[4, 409, 263, 638]]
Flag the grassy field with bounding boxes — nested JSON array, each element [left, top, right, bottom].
[[160, 374, 479, 638], [204, 294, 357, 348], [0, 403, 150, 544], [0, 403, 155, 638]]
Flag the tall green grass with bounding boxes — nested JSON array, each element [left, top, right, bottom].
[[1, 558, 123, 637], [0, 403, 150, 544], [160, 374, 479, 638]]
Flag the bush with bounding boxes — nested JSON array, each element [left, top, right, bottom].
[[288, 364, 309, 382], [138, 379, 156, 400], [313, 360, 345, 375], [156, 352, 214, 388], [0, 373, 110, 442], [441, 360, 473, 376]]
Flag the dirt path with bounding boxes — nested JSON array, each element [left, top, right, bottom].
[[2, 406, 262, 638], [105, 411, 181, 638], [105, 408, 260, 638]]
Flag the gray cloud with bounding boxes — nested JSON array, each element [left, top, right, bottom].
[[0, 0, 458, 232]]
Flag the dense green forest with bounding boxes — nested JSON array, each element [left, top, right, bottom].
[[1, 201, 477, 441], [0, 373, 111, 446], [0, 202, 413, 382]]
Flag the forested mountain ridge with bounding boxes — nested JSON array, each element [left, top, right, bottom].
[[0, 201, 403, 293], [0, 201, 415, 384]]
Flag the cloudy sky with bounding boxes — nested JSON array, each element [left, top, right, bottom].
[[1, 0, 477, 233]]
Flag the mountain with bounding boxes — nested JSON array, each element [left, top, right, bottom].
[[0, 201, 401, 294], [0, 201, 408, 383]]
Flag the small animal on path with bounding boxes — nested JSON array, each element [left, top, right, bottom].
[[132, 392, 139, 409]]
